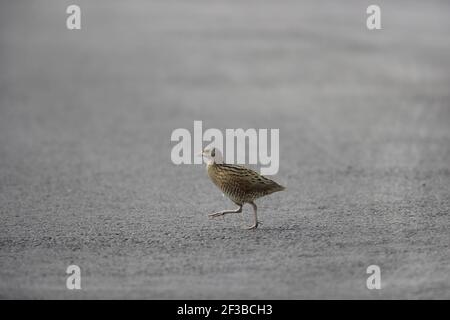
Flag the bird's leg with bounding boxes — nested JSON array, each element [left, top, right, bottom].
[[209, 205, 242, 218], [245, 202, 259, 230]]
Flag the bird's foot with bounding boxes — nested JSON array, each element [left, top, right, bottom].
[[209, 211, 224, 218], [245, 222, 259, 230]]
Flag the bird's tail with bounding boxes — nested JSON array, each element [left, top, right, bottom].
[[275, 183, 286, 192]]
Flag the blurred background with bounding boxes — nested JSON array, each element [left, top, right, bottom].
[[1, 0, 449, 298]]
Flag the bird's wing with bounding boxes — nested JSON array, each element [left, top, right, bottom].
[[219, 164, 284, 193]]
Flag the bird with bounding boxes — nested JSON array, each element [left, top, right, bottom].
[[200, 147, 285, 230]]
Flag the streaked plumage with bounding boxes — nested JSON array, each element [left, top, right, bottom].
[[207, 163, 285, 205], [201, 148, 285, 230]]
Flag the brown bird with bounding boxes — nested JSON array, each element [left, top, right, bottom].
[[201, 148, 285, 230]]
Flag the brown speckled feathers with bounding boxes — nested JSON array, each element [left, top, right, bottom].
[[207, 163, 285, 205]]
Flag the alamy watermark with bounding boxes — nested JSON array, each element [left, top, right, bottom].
[[66, 5, 81, 30], [66, 5, 380, 32], [366, 5, 381, 30], [366, 265, 381, 290], [66, 264, 81, 290], [171, 121, 280, 175]]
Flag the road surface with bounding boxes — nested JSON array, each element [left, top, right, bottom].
[[1, 0, 449, 299]]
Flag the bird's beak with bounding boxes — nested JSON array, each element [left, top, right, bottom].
[[196, 151, 204, 162]]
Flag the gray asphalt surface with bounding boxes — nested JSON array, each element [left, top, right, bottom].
[[1, 0, 450, 299]]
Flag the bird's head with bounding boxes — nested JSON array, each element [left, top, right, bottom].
[[199, 147, 221, 164]]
